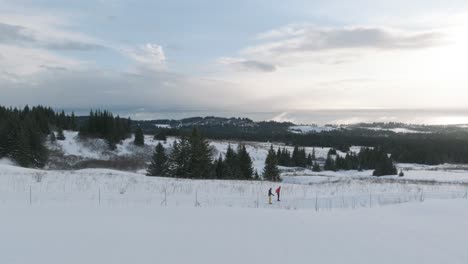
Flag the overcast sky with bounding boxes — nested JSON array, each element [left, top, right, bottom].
[[1, 0, 468, 113]]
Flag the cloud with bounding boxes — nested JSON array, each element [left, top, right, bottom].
[[222, 24, 445, 72], [248, 25, 443, 55], [219, 57, 276, 72], [0, 23, 35, 44], [45, 41, 104, 51], [0, 19, 104, 51], [0, 44, 84, 76], [123, 43, 167, 71], [39, 65, 68, 71]]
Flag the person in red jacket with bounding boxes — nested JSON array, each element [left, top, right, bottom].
[[275, 186, 281, 202]]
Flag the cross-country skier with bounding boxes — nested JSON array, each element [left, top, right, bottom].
[[268, 188, 274, 204], [275, 186, 281, 201]]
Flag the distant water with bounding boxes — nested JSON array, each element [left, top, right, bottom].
[[71, 108, 468, 125]]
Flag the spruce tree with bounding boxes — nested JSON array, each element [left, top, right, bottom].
[[166, 137, 191, 178], [372, 149, 397, 176], [263, 145, 280, 182], [134, 126, 145, 146], [224, 144, 240, 179], [254, 170, 260, 180], [324, 154, 336, 171], [328, 148, 337, 155], [238, 144, 254, 180], [146, 143, 167, 176], [154, 130, 167, 141], [49, 131, 56, 142], [307, 153, 313, 167], [399, 169, 405, 177], [292, 145, 300, 166], [312, 162, 321, 172], [189, 127, 213, 179], [214, 155, 225, 179], [56, 128, 65, 140]]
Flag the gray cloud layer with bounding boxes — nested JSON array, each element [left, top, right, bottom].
[[0, 22, 103, 51], [0, 23, 35, 43], [253, 26, 443, 54], [225, 25, 444, 72]]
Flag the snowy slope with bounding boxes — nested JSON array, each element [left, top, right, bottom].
[[47, 131, 177, 160], [47, 130, 353, 171], [1, 159, 468, 263], [1, 200, 467, 264]]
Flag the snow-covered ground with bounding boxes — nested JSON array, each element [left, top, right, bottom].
[[47, 131, 177, 160], [0, 163, 466, 210], [1, 159, 468, 263], [4, 131, 468, 263], [1, 200, 467, 264]]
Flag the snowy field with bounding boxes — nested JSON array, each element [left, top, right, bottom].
[[0, 163, 467, 210], [4, 131, 468, 263], [1, 200, 467, 264]]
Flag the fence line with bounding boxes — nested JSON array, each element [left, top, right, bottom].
[[1, 186, 466, 210]]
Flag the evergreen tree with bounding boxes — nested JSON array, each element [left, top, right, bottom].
[[79, 109, 132, 148], [263, 145, 280, 182], [70, 112, 78, 130], [146, 143, 167, 176], [224, 144, 241, 179], [312, 162, 321, 172], [154, 130, 167, 141], [306, 153, 313, 167], [165, 137, 191, 178], [292, 145, 300, 166], [276, 147, 281, 161], [134, 126, 145, 146], [238, 144, 254, 180], [328, 148, 337, 155], [49, 131, 56, 142], [399, 169, 405, 177], [188, 127, 213, 179], [372, 152, 397, 176], [292, 145, 307, 167], [56, 128, 65, 140], [214, 155, 225, 179], [254, 170, 260, 180], [324, 154, 336, 171]]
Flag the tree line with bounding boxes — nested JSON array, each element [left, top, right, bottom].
[[0, 106, 77, 167], [324, 148, 398, 176], [154, 125, 468, 165], [146, 128, 282, 181], [261, 145, 398, 176], [0, 106, 135, 167], [78, 110, 132, 149]]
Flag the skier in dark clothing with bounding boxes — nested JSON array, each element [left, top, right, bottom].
[[275, 186, 281, 202], [268, 188, 274, 204]]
